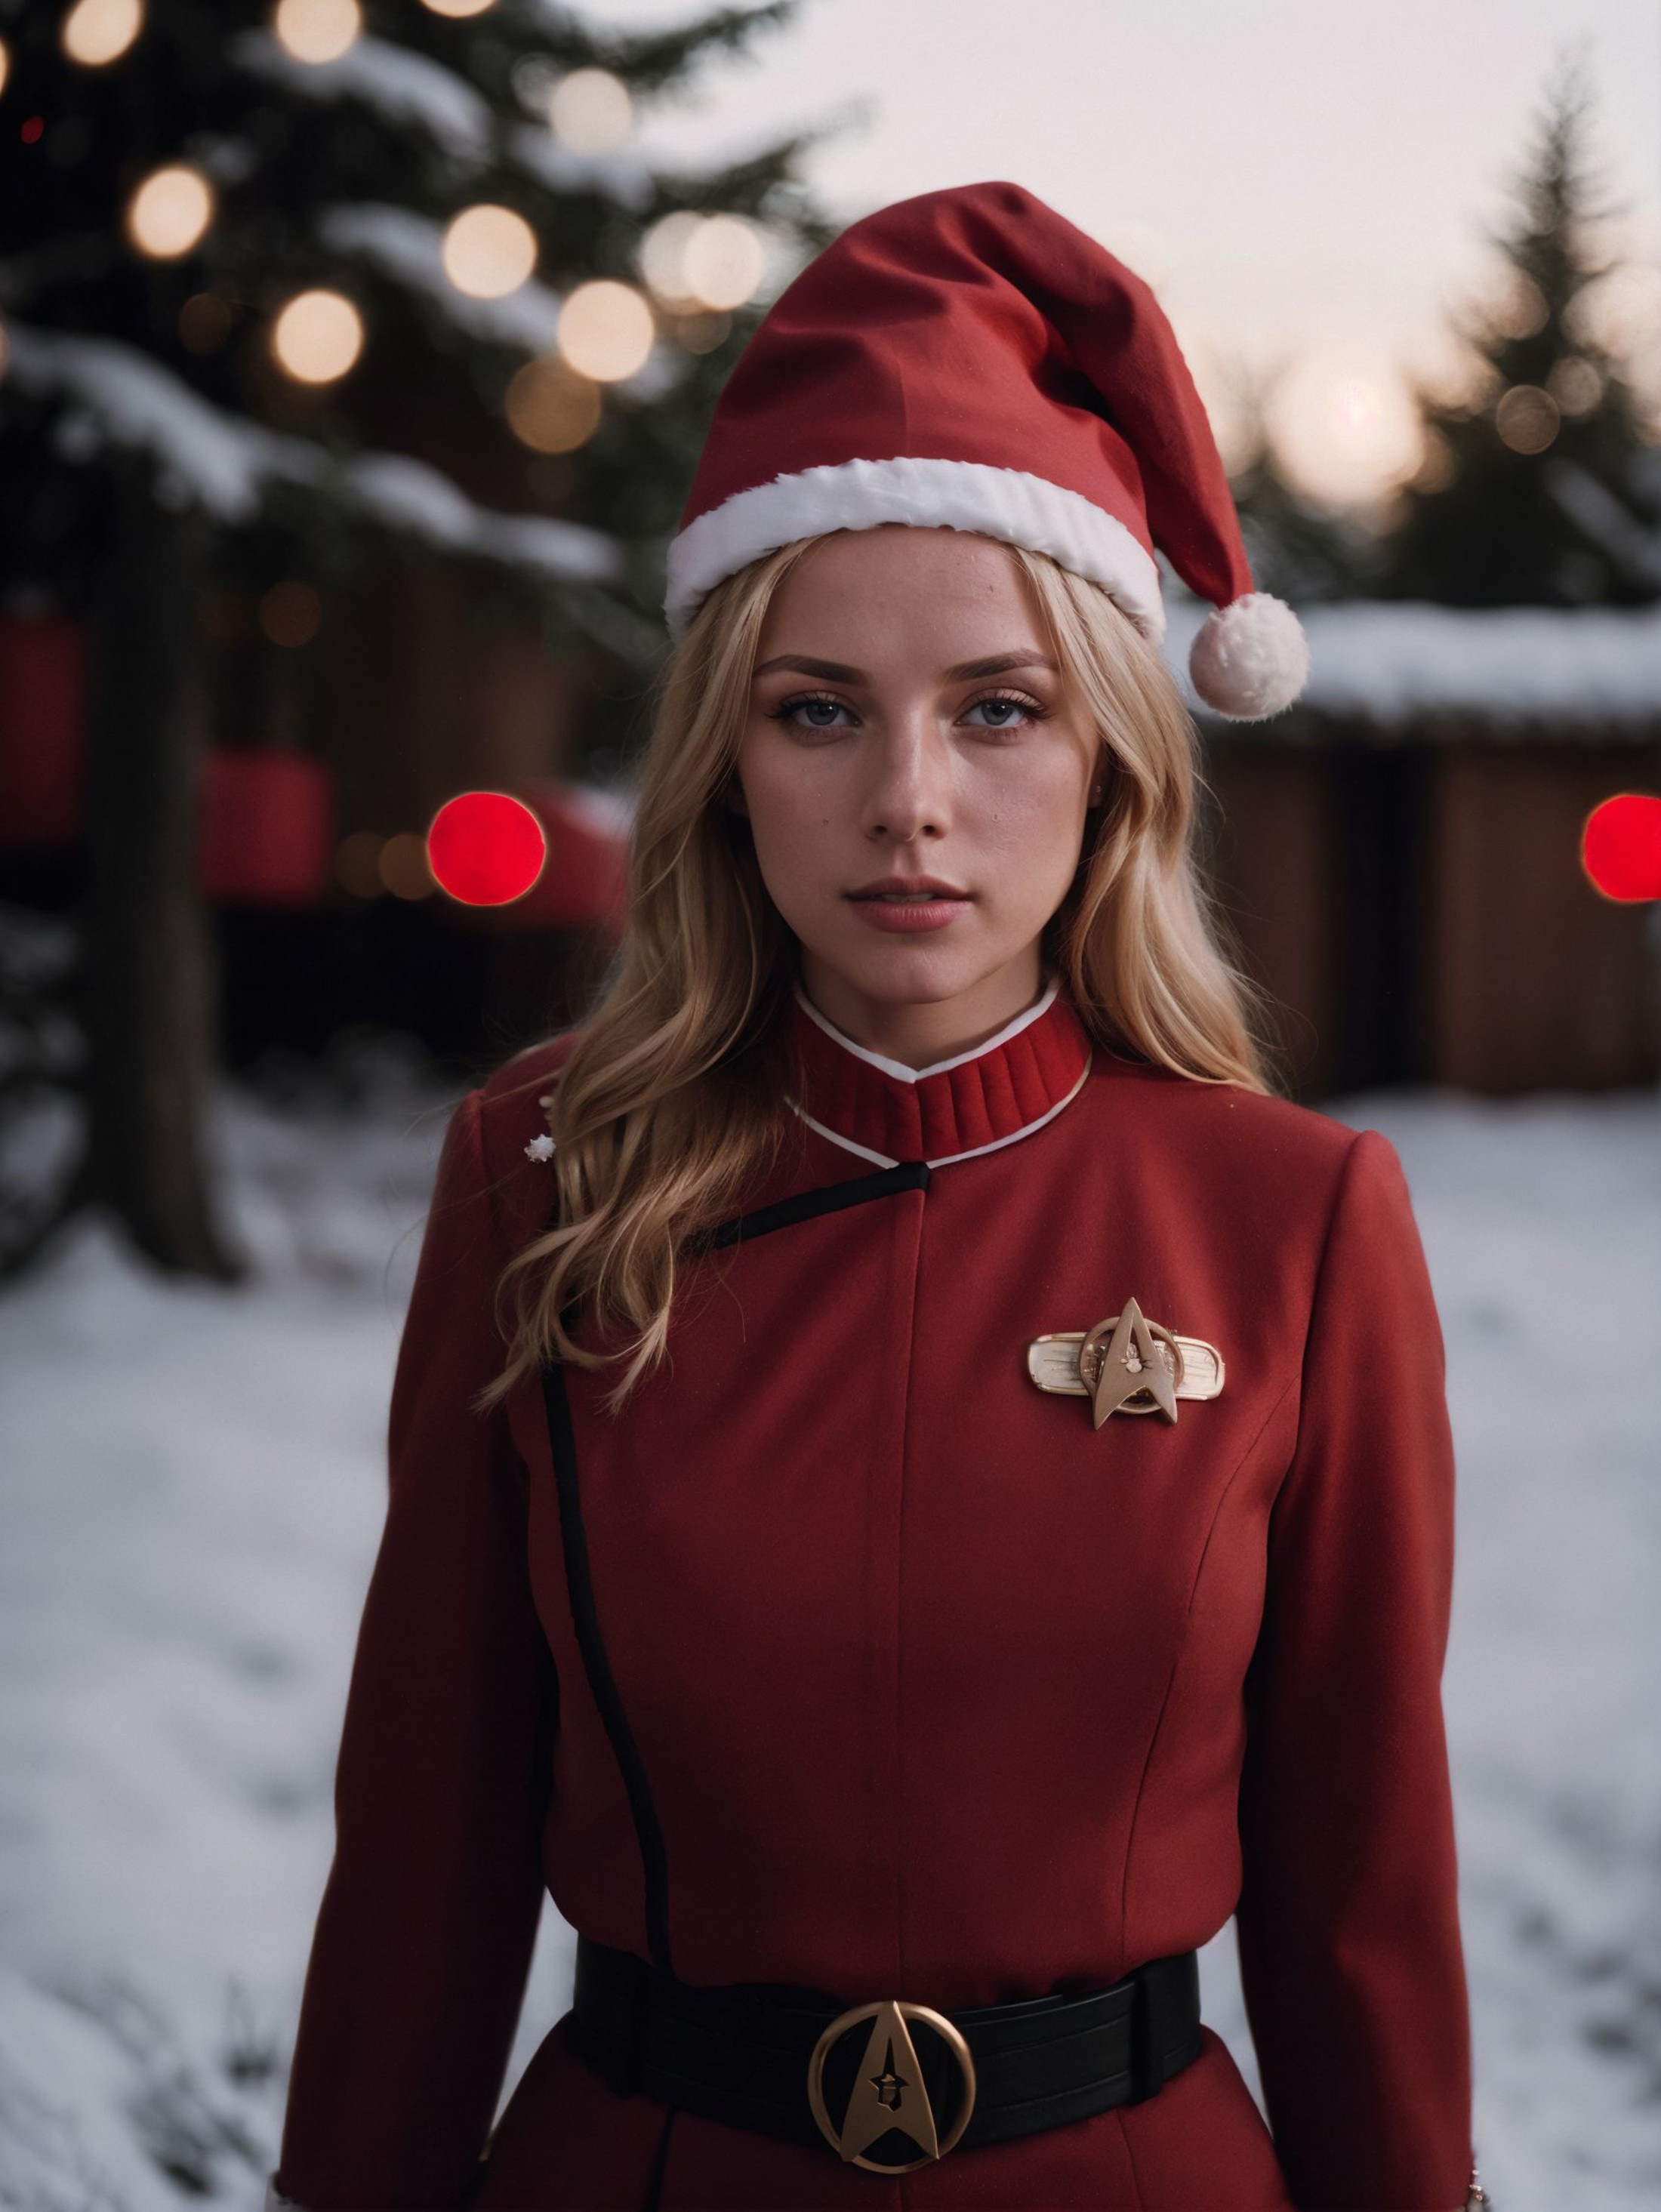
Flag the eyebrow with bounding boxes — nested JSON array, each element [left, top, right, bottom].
[[751, 650, 1059, 683]]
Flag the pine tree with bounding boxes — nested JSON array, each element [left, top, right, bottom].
[[1379, 54, 1661, 607], [0, 0, 829, 1279]]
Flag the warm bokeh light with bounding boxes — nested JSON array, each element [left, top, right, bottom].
[[178, 292, 236, 353], [259, 581, 322, 649], [639, 211, 764, 313], [62, 0, 143, 67], [125, 165, 214, 260], [0, 39, 10, 97], [1266, 352, 1423, 507], [420, 0, 495, 17], [558, 281, 653, 383], [379, 833, 435, 900], [505, 356, 602, 454], [1495, 384, 1559, 454], [673, 309, 732, 356], [1582, 793, 1661, 904], [334, 831, 384, 899], [548, 68, 633, 152], [1547, 356, 1603, 418], [273, 0, 361, 65], [639, 211, 703, 306], [271, 288, 363, 383], [442, 204, 538, 300], [427, 792, 547, 907], [681, 214, 765, 311]]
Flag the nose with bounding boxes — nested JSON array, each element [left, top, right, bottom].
[[861, 707, 953, 845]]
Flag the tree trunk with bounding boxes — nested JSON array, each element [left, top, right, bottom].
[[81, 477, 242, 1280]]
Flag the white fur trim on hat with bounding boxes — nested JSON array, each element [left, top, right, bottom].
[[1188, 592, 1310, 721], [664, 456, 1166, 643]]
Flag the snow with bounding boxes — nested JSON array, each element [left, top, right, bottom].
[[0, 1077, 1656, 2209], [3, 326, 618, 585], [1162, 593, 1661, 729], [228, 32, 492, 163], [318, 205, 565, 355]]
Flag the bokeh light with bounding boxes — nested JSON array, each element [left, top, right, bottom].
[[125, 165, 214, 260], [1265, 352, 1423, 506], [681, 214, 765, 311], [271, 289, 363, 383], [442, 205, 538, 300], [1546, 356, 1602, 419], [62, 0, 143, 67], [334, 831, 384, 899], [558, 280, 653, 383], [259, 581, 322, 649], [1495, 384, 1560, 455], [0, 39, 10, 97], [378, 833, 435, 900], [273, 0, 361, 65], [639, 211, 764, 313], [1582, 793, 1661, 903], [505, 356, 602, 454], [548, 69, 633, 152], [427, 792, 547, 906], [420, 0, 495, 18], [178, 292, 235, 353]]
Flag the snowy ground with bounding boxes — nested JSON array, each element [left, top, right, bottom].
[[0, 1067, 1656, 2210]]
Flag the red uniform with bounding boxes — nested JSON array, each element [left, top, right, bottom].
[[273, 985, 1474, 2210]]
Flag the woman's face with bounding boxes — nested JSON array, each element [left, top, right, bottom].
[[734, 526, 1102, 1057]]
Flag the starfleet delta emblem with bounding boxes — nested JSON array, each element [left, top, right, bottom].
[[806, 1998, 976, 2171], [1027, 1298, 1225, 1428]]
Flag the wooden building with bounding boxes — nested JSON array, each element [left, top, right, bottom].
[[1176, 601, 1661, 1098]]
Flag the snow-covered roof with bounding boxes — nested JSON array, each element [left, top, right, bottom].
[[1162, 597, 1661, 733]]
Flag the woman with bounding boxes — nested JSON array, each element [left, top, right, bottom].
[[270, 183, 1487, 2210]]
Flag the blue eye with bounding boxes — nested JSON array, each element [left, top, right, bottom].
[[962, 692, 1042, 729], [771, 693, 855, 731]]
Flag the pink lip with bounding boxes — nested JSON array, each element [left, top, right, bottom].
[[845, 880, 973, 935]]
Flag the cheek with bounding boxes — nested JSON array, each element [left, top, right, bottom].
[[969, 745, 1091, 886]]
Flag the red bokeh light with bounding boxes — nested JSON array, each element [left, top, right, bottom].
[[1581, 792, 1661, 904], [427, 790, 547, 906]]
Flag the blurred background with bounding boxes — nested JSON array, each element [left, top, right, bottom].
[[0, 3, 1657, 2208]]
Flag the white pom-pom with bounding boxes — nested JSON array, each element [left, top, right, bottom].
[[524, 1132, 555, 1163], [1188, 592, 1310, 721]]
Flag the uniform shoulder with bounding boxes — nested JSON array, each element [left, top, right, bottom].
[[1092, 1054, 1357, 1166]]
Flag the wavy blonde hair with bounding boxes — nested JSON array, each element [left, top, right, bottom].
[[484, 535, 1269, 1409]]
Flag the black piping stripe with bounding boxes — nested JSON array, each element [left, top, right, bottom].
[[541, 1360, 675, 1976], [701, 1160, 929, 1251]]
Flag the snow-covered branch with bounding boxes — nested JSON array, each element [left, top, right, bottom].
[[317, 205, 562, 353], [228, 31, 492, 162], [5, 325, 618, 585]]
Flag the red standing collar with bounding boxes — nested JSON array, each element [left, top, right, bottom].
[[787, 979, 1092, 1169]]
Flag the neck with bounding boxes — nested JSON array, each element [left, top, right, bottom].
[[797, 949, 1047, 1071]]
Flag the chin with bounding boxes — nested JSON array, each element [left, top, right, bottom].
[[812, 930, 1005, 1009]]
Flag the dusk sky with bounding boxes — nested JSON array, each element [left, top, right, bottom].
[[608, 0, 1661, 507]]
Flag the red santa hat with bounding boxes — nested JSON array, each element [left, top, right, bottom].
[[665, 180, 1309, 722]]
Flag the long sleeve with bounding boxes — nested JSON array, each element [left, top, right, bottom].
[[1236, 1130, 1473, 2211], [272, 1089, 557, 2210]]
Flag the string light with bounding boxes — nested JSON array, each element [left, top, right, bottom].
[[125, 165, 214, 260], [419, 0, 495, 17], [639, 211, 765, 313], [442, 204, 538, 300], [0, 39, 10, 97], [427, 793, 547, 907], [379, 833, 435, 900], [680, 214, 765, 311], [273, 0, 361, 66], [272, 289, 364, 383], [558, 281, 653, 384], [1495, 384, 1559, 455], [548, 69, 632, 153], [61, 0, 143, 67], [505, 356, 602, 453]]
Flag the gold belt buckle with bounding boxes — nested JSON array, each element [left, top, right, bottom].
[[806, 1998, 976, 2170]]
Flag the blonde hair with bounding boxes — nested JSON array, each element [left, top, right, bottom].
[[484, 535, 1269, 1409]]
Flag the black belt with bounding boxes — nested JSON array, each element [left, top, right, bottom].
[[569, 1935, 1203, 2173]]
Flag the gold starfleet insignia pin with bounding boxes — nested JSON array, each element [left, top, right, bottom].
[[1028, 1297, 1225, 1428], [806, 1998, 975, 2171]]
